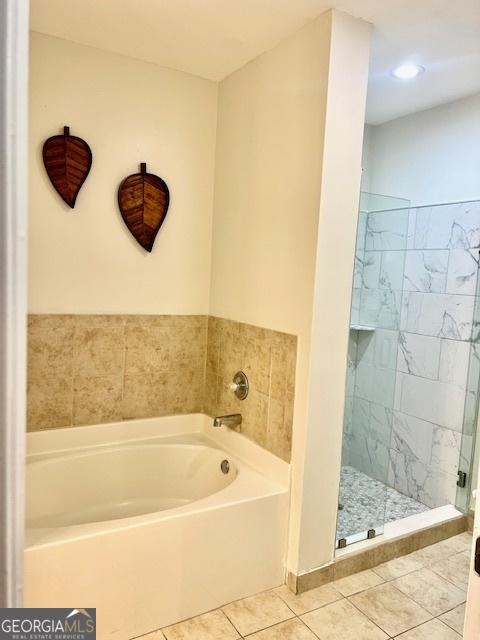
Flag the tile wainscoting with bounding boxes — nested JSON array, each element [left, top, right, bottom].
[[27, 314, 297, 462], [205, 317, 297, 462], [27, 314, 207, 430]]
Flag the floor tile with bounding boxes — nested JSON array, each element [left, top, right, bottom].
[[301, 598, 388, 640], [373, 554, 423, 581], [392, 568, 465, 616], [349, 583, 432, 637], [222, 591, 294, 637], [411, 534, 472, 566], [393, 618, 461, 639], [410, 541, 452, 565], [245, 618, 318, 639], [163, 610, 240, 640], [443, 532, 473, 553], [155, 536, 472, 640], [273, 583, 342, 615], [431, 550, 471, 590], [439, 603, 466, 635], [333, 569, 384, 597]]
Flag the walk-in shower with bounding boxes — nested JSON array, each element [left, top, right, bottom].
[[338, 193, 480, 546]]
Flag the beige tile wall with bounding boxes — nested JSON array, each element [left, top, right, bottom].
[[27, 314, 297, 461], [27, 314, 207, 431], [204, 317, 297, 462]]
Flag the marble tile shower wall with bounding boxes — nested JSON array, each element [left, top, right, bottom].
[[347, 200, 480, 509], [27, 314, 297, 462]]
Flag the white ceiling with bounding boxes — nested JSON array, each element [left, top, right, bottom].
[[30, 0, 480, 125]]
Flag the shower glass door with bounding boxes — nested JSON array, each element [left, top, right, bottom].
[[337, 191, 410, 547]]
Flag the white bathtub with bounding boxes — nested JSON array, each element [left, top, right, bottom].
[[24, 414, 290, 639]]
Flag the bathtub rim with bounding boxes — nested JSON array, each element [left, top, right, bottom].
[[27, 413, 289, 486]]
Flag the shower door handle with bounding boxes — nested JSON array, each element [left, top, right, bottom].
[[475, 537, 480, 577]]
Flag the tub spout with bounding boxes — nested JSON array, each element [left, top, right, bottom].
[[213, 414, 242, 428]]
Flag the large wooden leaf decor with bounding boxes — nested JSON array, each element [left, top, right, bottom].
[[42, 126, 92, 208], [118, 163, 170, 252]]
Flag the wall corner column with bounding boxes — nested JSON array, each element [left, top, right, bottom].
[[288, 9, 371, 577]]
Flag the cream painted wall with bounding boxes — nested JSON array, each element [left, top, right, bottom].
[[210, 10, 370, 574], [294, 11, 371, 574], [210, 13, 331, 574], [29, 33, 218, 314], [364, 93, 480, 207], [210, 17, 328, 333]]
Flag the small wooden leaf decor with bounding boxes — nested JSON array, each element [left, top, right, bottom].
[[118, 163, 170, 252], [42, 126, 92, 208]]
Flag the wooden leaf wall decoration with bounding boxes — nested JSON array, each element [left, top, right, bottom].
[[42, 126, 92, 208], [118, 163, 170, 252]]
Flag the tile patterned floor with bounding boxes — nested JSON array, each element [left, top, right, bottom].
[[337, 466, 429, 541], [138, 532, 472, 640]]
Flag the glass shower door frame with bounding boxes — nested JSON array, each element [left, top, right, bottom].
[[336, 191, 410, 548]]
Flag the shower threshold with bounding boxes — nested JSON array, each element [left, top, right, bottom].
[[337, 465, 429, 542]]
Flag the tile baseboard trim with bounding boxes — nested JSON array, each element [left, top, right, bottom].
[[467, 512, 474, 532], [289, 512, 468, 594]]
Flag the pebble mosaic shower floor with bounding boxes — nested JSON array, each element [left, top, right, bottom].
[[336, 465, 429, 541]]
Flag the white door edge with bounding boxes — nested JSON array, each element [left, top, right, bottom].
[[0, 0, 29, 607]]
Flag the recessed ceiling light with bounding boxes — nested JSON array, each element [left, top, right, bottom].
[[391, 63, 425, 80]]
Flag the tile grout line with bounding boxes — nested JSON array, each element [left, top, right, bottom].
[[429, 550, 471, 591], [341, 593, 394, 638], [347, 581, 434, 637], [436, 604, 465, 636], [69, 321, 75, 428], [218, 607, 245, 639], [391, 568, 467, 617]]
